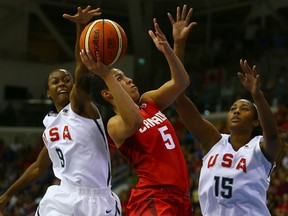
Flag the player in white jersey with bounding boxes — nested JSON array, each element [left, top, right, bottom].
[[174, 59, 282, 215], [0, 6, 121, 216]]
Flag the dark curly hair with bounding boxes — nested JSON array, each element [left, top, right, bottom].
[[89, 74, 111, 107]]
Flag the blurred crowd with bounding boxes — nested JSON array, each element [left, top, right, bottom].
[[1, 55, 287, 126], [0, 106, 287, 215], [1, 19, 288, 126], [0, 18, 288, 215], [112, 106, 288, 216]]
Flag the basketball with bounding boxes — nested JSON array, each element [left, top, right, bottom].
[[80, 19, 128, 66]]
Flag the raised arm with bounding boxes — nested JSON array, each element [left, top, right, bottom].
[[63, 6, 102, 118], [63, 6, 101, 77], [140, 19, 190, 110], [174, 95, 221, 155], [238, 59, 282, 161], [171, 5, 221, 155], [0, 147, 51, 213], [80, 51, 143, 147], [168, 5, 197, 62]]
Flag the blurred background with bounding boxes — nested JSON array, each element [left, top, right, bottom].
[[0, 0, 288, 215]]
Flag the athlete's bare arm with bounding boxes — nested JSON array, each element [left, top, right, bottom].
[[175, 94, 221, 155], [63, 6, 102, 119], [140, 19, 190, 110], [238, 59, 282, 161], [80, 51, 143, 148], [171, 5, 221, 155], [0, 146, 51, 212]]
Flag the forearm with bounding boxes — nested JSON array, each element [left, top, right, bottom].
[[252, 91, 278, 139], [75, 23, 88, 81], [174, 93, 205, 129], [164, 48, 190, 89], [75, 23, 84, 66], [5, 163, 44, 198], [74, 23, 91, 100], [104, 74, 142, 125], [173, 42, 186, 63], [174, 93, 221, 154], [4, 146, 50, 199]]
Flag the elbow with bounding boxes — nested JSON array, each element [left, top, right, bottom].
[[134, 114, 144, 129], [184, 76, 190, 88], [130, 113, 144, 131], [176, 77, 190, 93], [180, 75, 190, 90], [32, 167, 43, 178], [33, 163, 47, 178], [125, 111, 143, 132]]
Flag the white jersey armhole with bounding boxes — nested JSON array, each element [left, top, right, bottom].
[[254, 136, 276, 175], [202, 134, 228, 160]]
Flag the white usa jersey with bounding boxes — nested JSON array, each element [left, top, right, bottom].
[[42, 104, 111, 188], [199, 134, 275, 216]]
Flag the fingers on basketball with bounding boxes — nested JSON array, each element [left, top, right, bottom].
[[80, 19, 128, 66]]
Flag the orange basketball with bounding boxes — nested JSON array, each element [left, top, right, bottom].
[[80, 19, 128, 66]]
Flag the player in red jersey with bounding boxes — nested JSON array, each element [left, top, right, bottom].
[[80, 5, 197, 216]]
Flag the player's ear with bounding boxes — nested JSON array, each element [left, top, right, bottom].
[[101, 89, 112, 100], [46, 90, 51, 99], [252, 119, 260, 127]]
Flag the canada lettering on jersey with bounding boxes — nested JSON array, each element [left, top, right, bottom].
[[207, 153, 247, 173], [48, 125, 72, 142], [139, 111, 167, 133]]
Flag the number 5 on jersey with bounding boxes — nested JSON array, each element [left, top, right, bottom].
[[158, 126, 175, 150]]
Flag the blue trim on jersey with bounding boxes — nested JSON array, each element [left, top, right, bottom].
[[94, 120, 106, 146], [94, 119, 111, 187], [113, 193, 121, 216], [107, 163, 111, 186], [36, 206, 40, 216], [267, 162, 274, 179]]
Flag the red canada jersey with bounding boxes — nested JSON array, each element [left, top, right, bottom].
[[118, 101, 190, 195]]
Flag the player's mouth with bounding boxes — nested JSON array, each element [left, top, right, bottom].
[[58, 89, 69, 95], [131, 85, 138, 90], [231, 117, 241, 122]]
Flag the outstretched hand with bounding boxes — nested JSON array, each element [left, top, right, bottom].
[[168, 4, 197, 45], [63, 5, 101, 25], [80, 49, 110, 78], [148, 18, 172, 54], [237, 59, 261, 96]]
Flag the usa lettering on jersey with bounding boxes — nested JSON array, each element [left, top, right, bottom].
[[207, 153, 247, 173], [46, 125, 73, 142], [139, 111, 167, 133]]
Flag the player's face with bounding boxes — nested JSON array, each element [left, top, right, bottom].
[[227, 99, 259, 133], [47, 69, 74, 109], [112, 69, 140, 102]]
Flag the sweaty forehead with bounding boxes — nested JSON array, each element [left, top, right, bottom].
[[49, 69, 71, 79], [112, 68, 124, 75], [233, 99, 253, 107]]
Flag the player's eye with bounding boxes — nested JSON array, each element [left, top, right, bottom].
[[63, 77, 71, 83], [115, 75, 123, 81], [50, 78, 59, 85]]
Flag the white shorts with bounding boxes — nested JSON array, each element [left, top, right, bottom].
[[35, 181, 121, 216]]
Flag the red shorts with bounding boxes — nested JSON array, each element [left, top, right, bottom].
[[126, 187, 193, 216]]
